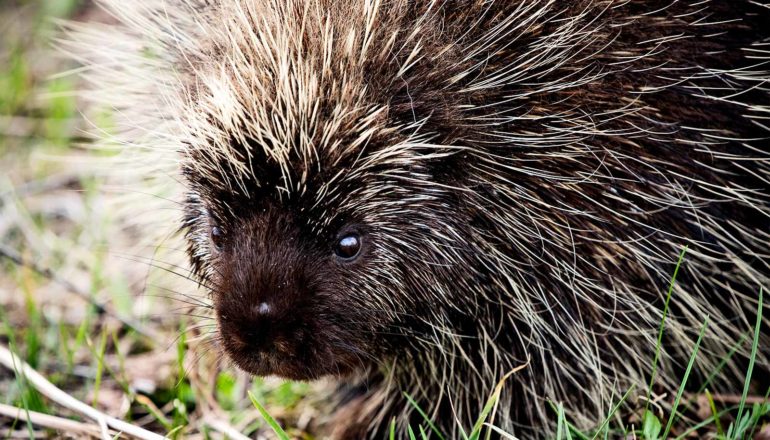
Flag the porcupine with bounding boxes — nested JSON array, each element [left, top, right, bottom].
[[68, 0, 770, 438]]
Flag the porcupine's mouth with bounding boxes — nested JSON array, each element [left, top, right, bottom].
[[217, 316, 359, 380], [223, 343, 360, 380]]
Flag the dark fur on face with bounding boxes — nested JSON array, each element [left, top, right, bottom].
[[211, 207, 368, 379], [167, 0, 770, 438]]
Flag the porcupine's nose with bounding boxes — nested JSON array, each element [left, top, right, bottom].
[[256, 302, 271, 315], [240, 303, 273, 351], [222, 284, 304, 355], [223, 302, 276, 353]]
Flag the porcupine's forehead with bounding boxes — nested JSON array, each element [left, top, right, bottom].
[[179, 0, 494, 229], [179, 0, 416, 204]]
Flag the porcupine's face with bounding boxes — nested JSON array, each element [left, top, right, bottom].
[[176, 5, 469, 380], [186, 182, 384, 380], [183, 131, 462, 380]]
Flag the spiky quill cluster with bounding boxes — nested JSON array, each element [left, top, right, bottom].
[[68, 0, 770, 438]]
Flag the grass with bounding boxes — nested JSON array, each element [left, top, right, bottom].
[[730, 287, 764, 440], [249, 391, 291, 440], [644, 245, 688, 418], [0, 2, 768, 439]]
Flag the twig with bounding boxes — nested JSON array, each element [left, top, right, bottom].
[[0, 243, 157, 339], [0, 173, 80, 198], [0, 343, 167, 440], [202, 416, 252, 440], [0, 403, 103, 438], [0, 428, 45, 439], [686, 392, 769, 405]]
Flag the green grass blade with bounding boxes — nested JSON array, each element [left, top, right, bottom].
[[548, 400, 590, 440], [748, 386, 770, 438], [407, 425, 418, 440], [698, 332, 748, 394], [556, 402, 565, 440], [662, 315, 709, 439], [673, 405, 734, 440], [248, 391, 290, 440], [483, 424, 521, 439], [590, 385, 635, 440], [2, 314, 36, 439], [704, 389, 723, 435], [166, 425, 185, 438], [92, 329, 108, 407], [734, 287, 763, 439], [469, 365, 526, 440], [645, 246, 688, 414], [602, 388, 617, 440], [404, 393, 446, 440], [556, 403, 573, 440]]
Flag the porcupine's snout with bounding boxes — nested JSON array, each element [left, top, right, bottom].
[[214, 220, 310, 376], [217, 278, 303, 358], [229, 302, 277, 353], [210, 209, 361, 380]]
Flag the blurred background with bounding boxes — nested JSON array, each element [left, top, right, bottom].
[[0, 2, 317, 438]]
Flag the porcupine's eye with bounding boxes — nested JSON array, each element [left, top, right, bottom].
[[210, 225, 224, 251], [334, 233, 362, 261]]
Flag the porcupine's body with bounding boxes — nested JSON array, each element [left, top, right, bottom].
[[71, 0, 770, 438]]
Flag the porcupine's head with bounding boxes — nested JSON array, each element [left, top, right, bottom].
[[181, 1, 475, 380]]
